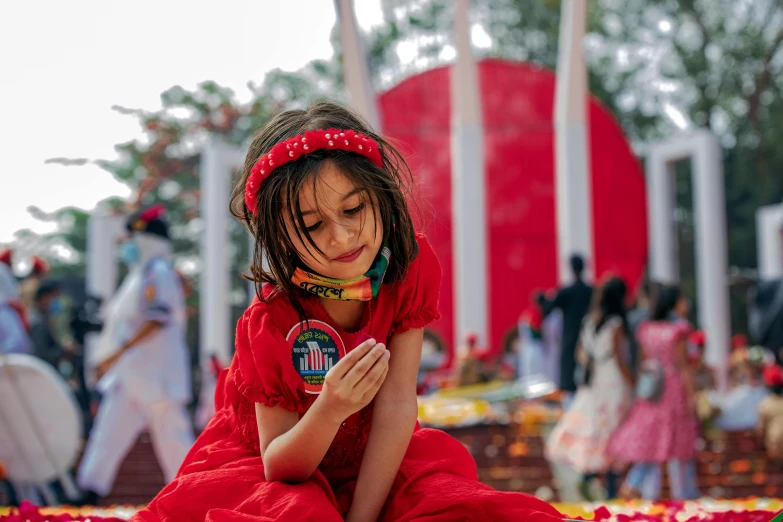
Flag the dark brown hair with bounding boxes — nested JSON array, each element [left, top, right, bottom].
[[230, 101, 419, 317]]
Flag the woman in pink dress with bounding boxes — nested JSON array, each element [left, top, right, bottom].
[[608, 284, 698, 500]]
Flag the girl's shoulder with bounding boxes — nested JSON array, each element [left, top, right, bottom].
[[638, 318, 689, 336], [242, 283, 306, 333], [384, 233, 442, 334], [392, 233, 441, 294], [408, 233, 440, 278]]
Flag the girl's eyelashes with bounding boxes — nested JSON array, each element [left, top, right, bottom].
[[302, 203, 365, 231], [345, 202, 365, 215]]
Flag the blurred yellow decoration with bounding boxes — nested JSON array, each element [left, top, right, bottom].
[[417, 396, 492, 428], [434, 380, 507, 399]]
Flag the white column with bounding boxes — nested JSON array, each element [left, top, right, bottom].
[[197, 139, 245, 428], [451, 0, 488, 353], [335, 0, 381, 130], [646, 151, 678, 284], [84, 210, 124, 372], [554, 0, 594, 284], [646, 130, 730, 391], [86, 210, 124, 303], [756, 203, 783, 281], [200, 139, 233, 369], [691, 132, 730, 392]]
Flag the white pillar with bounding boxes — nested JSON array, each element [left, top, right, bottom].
[[197, 139, 245, 428], [646, 152, 678, 284], [200, 139, 237, 369], [646, 130, 730, 391], [756, 203, 783, 281], [84, 210, 124, 373], [86, 210, 124, 303], [692, 132, 730, 391], [554, 0, 594, 284], [451, 0, 488, 352], [335, 0, 381, 130]]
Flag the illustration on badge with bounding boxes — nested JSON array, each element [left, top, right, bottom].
[[286, 319, 346, 394]]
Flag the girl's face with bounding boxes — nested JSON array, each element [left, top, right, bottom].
[[675, 296, 690, 318], [287, 161, 383, 280]]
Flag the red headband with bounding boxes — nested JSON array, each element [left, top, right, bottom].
[[244, 128, 383, 215]]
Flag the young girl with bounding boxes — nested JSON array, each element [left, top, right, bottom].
[[609, 284, 699, 500], [545, 277, 633, 500], [131, 102, 563, 522]]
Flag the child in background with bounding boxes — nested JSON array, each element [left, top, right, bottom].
[[758, 364, 783, 460], [711, 347, 769, 432]]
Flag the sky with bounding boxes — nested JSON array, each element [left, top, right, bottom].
[[0, 0, 384, 244]]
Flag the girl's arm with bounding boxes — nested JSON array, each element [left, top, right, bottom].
[[346, 328, 422, 522], [576, 339, 587, 366], [612, 326, 634, 385], [674, 337, 695, 410], [256, 339, 390, 483]]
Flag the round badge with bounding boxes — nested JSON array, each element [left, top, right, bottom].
[[286, 320, 346, 394]]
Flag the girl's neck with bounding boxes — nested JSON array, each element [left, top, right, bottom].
[[319, 298, 366, 332]]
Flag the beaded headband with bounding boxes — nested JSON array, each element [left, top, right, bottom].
[[244, 128, 383, 215]]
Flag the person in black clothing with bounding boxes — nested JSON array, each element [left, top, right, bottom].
[[750, 277, 783, 365], [538, 254, 594, 402], [29, 279, 66, 369], [70, 294, 104, 435]]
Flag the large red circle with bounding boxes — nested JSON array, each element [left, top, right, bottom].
[[378, 59, 648, 358]]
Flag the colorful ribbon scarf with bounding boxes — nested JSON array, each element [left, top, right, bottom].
[[292, 245, 391, 301]]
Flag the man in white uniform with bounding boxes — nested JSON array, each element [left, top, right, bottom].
[[77, 205, 194, 502]]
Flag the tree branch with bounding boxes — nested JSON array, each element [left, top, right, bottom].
[[677, 0, 717, 127], [757, 0, 782, 43], [746, 25, 783, 125], [745, 22, 783, 179]]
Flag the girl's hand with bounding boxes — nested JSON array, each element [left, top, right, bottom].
[[320, 338, 390, 422]]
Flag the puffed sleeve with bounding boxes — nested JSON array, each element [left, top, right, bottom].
[[391, 234, 442, 335], [232, 303, 309, 414], [672, 319, 693, 341]]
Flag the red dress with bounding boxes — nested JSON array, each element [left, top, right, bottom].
[[132, 236, 563, 522]]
